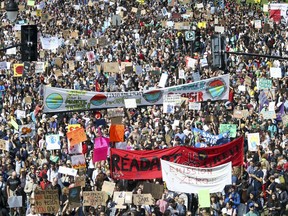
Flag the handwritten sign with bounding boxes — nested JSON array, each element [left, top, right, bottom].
[[83, 191, 108, 206], [101, 181, 115, 196], [66, 127, 87, 146], [258, 78, 272, 90], [113, 191, 133, 204], [133, 194, 154, 205], [219, 124, 237, 138], [103, 62, 119, 73], [0, 139, 8, 151], [34, 190, 59, 214], [67, 124, 81, 132]]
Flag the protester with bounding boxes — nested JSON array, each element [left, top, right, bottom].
[[0, 0, 287, 215]]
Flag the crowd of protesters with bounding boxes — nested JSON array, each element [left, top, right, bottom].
[[0, 0, 288, 215]]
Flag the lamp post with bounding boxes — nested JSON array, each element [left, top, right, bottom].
[[6, 0, 19, 22]]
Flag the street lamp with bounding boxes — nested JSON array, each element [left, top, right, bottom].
[[6, 0, 19, 22]]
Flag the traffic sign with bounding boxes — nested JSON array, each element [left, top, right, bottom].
[[185, 31, 195, 41]]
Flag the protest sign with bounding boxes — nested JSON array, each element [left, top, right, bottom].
[[103, 62, 119, 73], [107, 108, 124, 118], [133, 194, 154, 205], [262, 110, 276, 119], [111, 117, 123, 124], [124, 99, 137, 108], [192, 128, 229, 145], [270, 67, 282, 78], [163, 102, 175, 114], [158, 73, 168, 88], [198, 189, 211, 208], [161, 160, 232, 193], [142, 183, 164, 199], [110, 137, 244, 180], [68, 141, 82, 154], [35, 62, 45, 73], [58, 166, 77, 176], [233, 110, 243, 119], [8, 196, 22, 208], [43, 75, 229, 113], [258, 78, 272, 90], [40, 37, 59, 50], [19, 123, 35, 137], [45, 134, 61, 150], [71, 154, 86, 169], [110, 125, 124, 142], [83, 191, 108, 206], [13, 64, 24, 77], [75, 176, 86, 187], [219, 124, 237, 138], [35, 190, 59, 214], [10, 119, 19, 130], [67, 124, 81, 132], [189, 102, 201, 110], [102, 181, 115, 196], [247, 133, 260, 152], [69, 186, 81, 208], [66, 127, 87, 146], [93, 137, 109, 162], [0, 139, 9, 151], [113, 192, 133, 204]]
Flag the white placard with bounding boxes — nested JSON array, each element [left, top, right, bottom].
[[179, 69, 185, 79], [189, 102, 201, 110], [35, 62, 45, 73], [163, 94, 181, 104], [163, 102, 175, 114], [196, 3, 204, 9], [58, 166, 78, 176], [161, 160, 232, 193], [268, 102, 275, 111], [45, 134, 61, 150], [238, 85, 246, 92], [124, 99, 137, 109], [158, 73, 168, 88], [247, 133, 260, 152], [215, 26, 224, 33], [270, 67, 282, 78], [254, 20, 262, 29], [263, 4, 269, 12]]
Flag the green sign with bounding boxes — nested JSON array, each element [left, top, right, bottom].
[[220, 124, 237, 138], [258, 78, 272, 90], [198, 189, 210, 208]]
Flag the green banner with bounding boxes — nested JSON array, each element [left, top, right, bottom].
[[219, 124, 237, 138]]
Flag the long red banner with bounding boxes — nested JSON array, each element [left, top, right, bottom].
[[110, 137, 244, 180]]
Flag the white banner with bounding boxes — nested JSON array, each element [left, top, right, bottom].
[[43, 75, 229, 113], [161, 160, 232, 193], [58, 166, 78, 176]]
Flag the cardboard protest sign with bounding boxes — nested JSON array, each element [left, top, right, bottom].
[[54, 58, 62, 68], [97, 37, 109, 46], [111, 117, 123, 124], [233, 110, 243, 119], [75, 176, 86, 187], [34, 190, 60, 214], [13, 64, 24, 77], [109, 125, 125, 142], [142, 183, 164, 199], [41, 13, 49, 22], [0, 139, 9, 151], [69, 186, 81, 208], [174, 22, 190, 30], [71, 154, 86, 169], [247, 133, 260, 152], [107, 108, 124, 118], [87, 38, 97, 47], [101, 181, 115, 196], [133, 194, 154, 205], [83, 191, 108, 206], [113, 191, 133, 204], [103, 62, 119, 73], [66, 127, 87, 146]]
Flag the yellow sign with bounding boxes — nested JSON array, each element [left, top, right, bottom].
[[36, 9, 42, 17]]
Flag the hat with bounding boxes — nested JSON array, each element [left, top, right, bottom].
[[249, 203, 254, 208]]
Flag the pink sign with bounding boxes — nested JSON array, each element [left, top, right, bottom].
[[93, 137, 109, 162]]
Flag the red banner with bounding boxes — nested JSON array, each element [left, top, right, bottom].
[[110, 137, 244, 180]]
